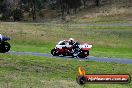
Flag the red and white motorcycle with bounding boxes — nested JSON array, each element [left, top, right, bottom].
[[51, 41, 92, 58]]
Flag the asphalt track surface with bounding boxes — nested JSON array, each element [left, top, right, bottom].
[[6, 51, 132, 64]]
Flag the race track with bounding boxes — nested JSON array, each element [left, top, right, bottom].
[[6, 51, 132, 64]]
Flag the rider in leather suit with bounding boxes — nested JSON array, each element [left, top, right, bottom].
[[68, 38, 80, 54]]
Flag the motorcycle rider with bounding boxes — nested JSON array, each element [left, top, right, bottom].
[[68, 38, 75, 45], [0, 34, 2, 42], [0, 34, 10, 42], [68, 38, 80, 55], [68, 38, 80, 46]]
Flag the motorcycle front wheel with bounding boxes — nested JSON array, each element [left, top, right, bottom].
[[78, 51, 89, 58]]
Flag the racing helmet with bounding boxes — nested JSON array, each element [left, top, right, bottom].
[[69, 38, 74, 41], [68, 38, 75, 45]]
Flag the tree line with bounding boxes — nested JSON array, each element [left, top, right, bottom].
[[0, 0, 107, 21]]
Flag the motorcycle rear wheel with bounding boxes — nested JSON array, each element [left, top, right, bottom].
[[51, 49, 59, 56], [0, 42, 11, 53]]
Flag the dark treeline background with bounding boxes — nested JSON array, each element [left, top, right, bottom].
[[0, 0, 131, 21]]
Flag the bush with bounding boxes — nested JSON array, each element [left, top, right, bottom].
[[13, 8, 23, 21]]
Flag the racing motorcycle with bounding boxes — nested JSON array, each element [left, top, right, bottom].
[[0, 34, 11, 53], [51, 42, 92, 58]]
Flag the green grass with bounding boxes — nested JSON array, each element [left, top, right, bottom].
[[0, 22, 132, 59], [12, 44, 53, 53], [92, 46, 132, 58], [0, 54, 132, 88]]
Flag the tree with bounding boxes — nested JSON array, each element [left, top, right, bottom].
[[59, 0, 81, 18], [82, 0, 88, 8], [27, 0, 47, 21], [13, 8, 23, 21], [95, 0, 100, 6], [31, 0, 36, 21]]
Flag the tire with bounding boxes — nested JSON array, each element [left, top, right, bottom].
[[78, 54, 85, 58], [87, 51, 89, 56], [0, 42, 11, 53], [77, 51, 84, 58], [51, 49, 58, 56], [78, 51, 89, 58]]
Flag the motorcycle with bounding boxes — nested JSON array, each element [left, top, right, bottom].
[[51, 42, 92, 58], [0, 34, 11, 53]]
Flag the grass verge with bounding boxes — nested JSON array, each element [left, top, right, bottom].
[[0, 54, 132, 88]]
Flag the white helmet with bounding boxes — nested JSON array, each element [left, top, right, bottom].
[[69, 38, 74, 41], [0, 34, 2, 42]]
